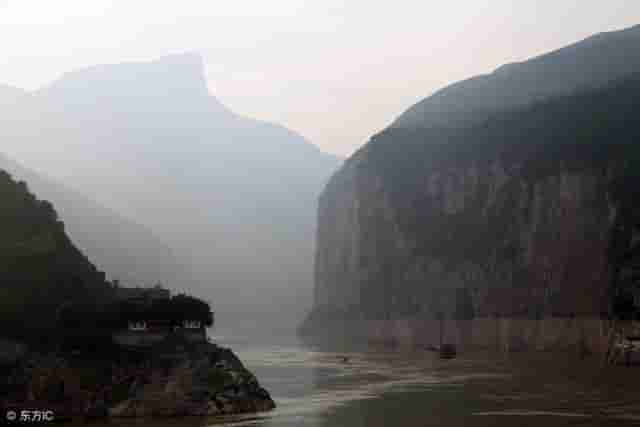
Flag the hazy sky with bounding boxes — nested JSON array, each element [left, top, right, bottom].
[[0, 1, 638, 155]]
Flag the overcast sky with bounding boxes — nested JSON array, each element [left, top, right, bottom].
[[0, 1, 638, 155]]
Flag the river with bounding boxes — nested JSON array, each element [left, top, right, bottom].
[[91, 333, 640, 427]]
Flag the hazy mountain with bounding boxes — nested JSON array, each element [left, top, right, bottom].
[[0, 84, 27, 107], [394, 24, 640, 129], [0, 153, 183, 287], [0, 53, 341, 330]]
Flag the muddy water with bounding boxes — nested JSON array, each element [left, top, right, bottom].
[[88, 336, 640, 427]]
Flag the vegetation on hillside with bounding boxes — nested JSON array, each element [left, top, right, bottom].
[[0, 170, 113, 345], [0, 170, 215, 348]]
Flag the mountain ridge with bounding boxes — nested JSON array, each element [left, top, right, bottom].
[[303, 24, 640, 353], [393, 23, 640, 130]]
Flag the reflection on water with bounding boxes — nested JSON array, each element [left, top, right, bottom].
[[84, 334, 640, 427]]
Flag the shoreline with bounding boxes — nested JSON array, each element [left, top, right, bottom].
[[1, 341, 275, 421], [298, 315, 639, 359]]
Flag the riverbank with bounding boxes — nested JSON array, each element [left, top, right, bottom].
[[0, 340, 275, 421], [300, 314, 640, 359], [175, 338, 640, 426]]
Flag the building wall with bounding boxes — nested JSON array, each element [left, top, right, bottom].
[[113, 331, 168, 347], [112, 329, 207, 347]]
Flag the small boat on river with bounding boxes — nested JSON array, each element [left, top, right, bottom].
[[439, 344, 457, 359]]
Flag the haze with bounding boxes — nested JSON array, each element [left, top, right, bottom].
[[0, 1, 638, 156]]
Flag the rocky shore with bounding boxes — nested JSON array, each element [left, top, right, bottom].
[[0, 340, 275, 420], [109, 344, 275, 417]]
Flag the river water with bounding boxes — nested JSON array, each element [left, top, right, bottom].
[[95, 333, 640, 427]]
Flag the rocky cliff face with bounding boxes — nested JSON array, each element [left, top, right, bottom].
[[109, 344, 275, 418], [2, 342, 275, 419], [303, 37, 640, 353], [314, 152, 616, 320]]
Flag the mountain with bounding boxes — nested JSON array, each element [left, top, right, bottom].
[[0, 53, 341, 330], [0, 84, 27, 107], [0, 170, 112, 343], [394, 24, 640, 129], [0, 154, 182, 287], [302, 25, 640, 354]]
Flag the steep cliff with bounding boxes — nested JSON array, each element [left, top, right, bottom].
[[303, 37, 640, 352]]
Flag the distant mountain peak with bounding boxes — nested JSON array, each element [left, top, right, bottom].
[[37, 51, 228, 115], [147, 51, 209, 92], [41, 52, 208, 96], [154, 51, 204, 68]]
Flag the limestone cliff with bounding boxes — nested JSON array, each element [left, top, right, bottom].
[[303, 63, 640, 353]]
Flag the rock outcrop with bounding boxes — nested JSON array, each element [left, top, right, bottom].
[[302, 26, 640, 355], [1, 343, 275, 420], [109, 344, 275, 418]]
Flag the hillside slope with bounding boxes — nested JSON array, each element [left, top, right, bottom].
[[0, 154, 183, 286], [0, 170, 112, 343]]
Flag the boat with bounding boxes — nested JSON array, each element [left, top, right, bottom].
[[439, 344, 457, 359]]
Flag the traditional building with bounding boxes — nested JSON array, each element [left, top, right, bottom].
[[111, 286, 208, 348]]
